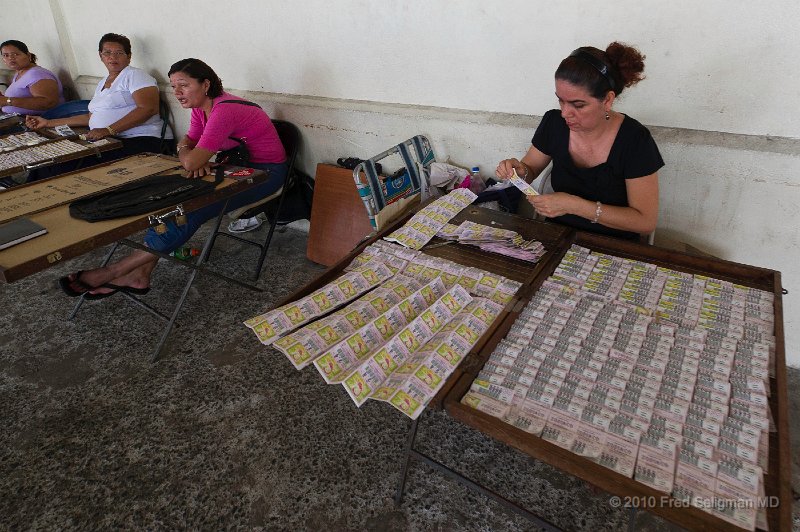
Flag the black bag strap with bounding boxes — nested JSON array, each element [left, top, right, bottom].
[[215, 99, 262, 146]]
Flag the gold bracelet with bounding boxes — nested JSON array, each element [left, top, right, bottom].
[[106, 126, 116, 135]]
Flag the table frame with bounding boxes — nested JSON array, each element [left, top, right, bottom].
[[261, 201, 790, 531], [432, 231, 789, 531], [0, 154, 274, 361]]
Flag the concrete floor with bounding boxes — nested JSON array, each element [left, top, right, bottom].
[[0, 225, 797, 531]]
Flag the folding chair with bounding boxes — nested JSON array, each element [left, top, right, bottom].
[[158, 97, 176, 155], [352, 135, 435, 231], [206, 119, 301, 280]]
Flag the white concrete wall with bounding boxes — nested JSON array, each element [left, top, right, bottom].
[[2, 0, 799, 366]]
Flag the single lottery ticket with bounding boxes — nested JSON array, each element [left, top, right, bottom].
[[509, 172, 539, 196]]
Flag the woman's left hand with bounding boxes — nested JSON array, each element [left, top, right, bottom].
[[186, 163, 213, 178], [84, 128, 111, 141], [529, 192, 578, 218]]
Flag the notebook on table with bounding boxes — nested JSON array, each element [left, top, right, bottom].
[[0, 218, 48, 251]]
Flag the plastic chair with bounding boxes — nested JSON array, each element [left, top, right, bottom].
[[206, 119, 301, 280], [41, 100, 90, 120]]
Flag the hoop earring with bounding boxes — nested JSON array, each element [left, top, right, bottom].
[[605, 112, 610, 121]]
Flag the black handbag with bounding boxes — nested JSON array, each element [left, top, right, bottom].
[[215, 99, 263, 166], [69, 172, 223, 222]]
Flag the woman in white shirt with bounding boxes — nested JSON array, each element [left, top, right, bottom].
[[26, 33, 169, 158]]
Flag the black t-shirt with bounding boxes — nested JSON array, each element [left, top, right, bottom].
[[532, 109, 664, 240]]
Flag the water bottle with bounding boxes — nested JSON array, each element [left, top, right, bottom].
[[171, 246, 200, 260], [469, 166, 485, 194]]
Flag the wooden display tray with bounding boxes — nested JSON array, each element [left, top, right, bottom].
[[0, 114, 23, 134], [444, 230, 790, 531], [0, 154, 269, 283], [0, 135, 122, 179]]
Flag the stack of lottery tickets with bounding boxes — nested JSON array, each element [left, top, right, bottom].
[[0, 140, 88, 172], [385, 188, 477, 250], [463, 245, 775, 531], [0, 132, 49, 151], [246, 239, 522, 420], [436, 220, 546, 263]]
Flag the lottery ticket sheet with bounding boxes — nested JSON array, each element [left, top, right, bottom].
[[509, 170, 539, 197], [274, 274, 426, 369], [462, 245, 776, 530], [346, 239, 522, 306], [0, 139, 92, 172], [312, 278, 447, 382], [371, 297, 505, 419], [385, 188, 477, 250], [244, 260, 394, 345], [0, 132, 50, 151], [341, 284, 474, 408]]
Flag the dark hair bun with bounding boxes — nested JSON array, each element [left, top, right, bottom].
[[605, 42, 646, 89]]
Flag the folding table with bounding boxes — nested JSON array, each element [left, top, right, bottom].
[[0, 153, 274, 361]]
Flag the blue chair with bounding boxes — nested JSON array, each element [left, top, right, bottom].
[[42, 100, 90, 120]]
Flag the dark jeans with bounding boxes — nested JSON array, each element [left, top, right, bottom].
[[143, 161, 289, 253]]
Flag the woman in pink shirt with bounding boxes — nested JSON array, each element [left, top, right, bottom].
[[58, 58, 288, 299]]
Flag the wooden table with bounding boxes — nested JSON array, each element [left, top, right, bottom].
[[278, 200, 791, 531], [0, 128, 122, 179], [0, 153, 273, 360], [441, 230, 790, 531]]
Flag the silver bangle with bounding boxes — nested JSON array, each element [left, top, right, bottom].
[[591, 201, 602, 223], [520, 163, 529, 179], [176, 144, 189, 153]]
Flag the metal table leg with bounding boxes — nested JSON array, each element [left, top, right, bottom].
[[394, 417, 420, 505], [148, 201, 233, 362], [68, 241, 121, 320], [67, 197, 263, 363], [394, 412, 561, 531]]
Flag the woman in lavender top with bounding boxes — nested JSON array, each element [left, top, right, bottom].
[[1, 40, 64, 115]]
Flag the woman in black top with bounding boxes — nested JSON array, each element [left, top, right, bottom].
[[496, 42, 664, 240]]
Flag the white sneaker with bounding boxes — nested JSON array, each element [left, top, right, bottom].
[[227, 216, 263, 233]]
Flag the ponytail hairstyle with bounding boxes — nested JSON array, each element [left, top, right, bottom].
[[0, 40, 36, 64], [555, 41, 646, 99]]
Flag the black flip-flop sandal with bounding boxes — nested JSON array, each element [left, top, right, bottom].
[[84, 289, 119, 301], [58, 271, 93, 297], [105, 283, 151, 296]]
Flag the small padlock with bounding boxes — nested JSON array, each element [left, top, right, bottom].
[[154, 223, 167, 234], [175, 214, 187, 226]]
